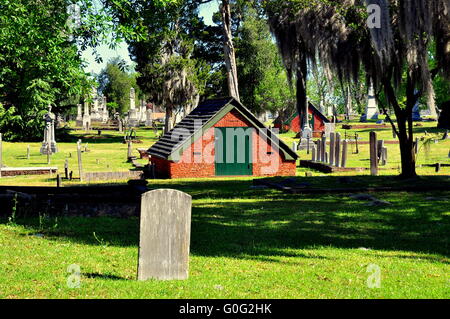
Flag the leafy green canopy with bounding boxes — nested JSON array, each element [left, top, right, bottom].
[[237, 7, 295, 115], [97, 57, 140, 116], [265, 0, 450, 177], [0, 0, 94, 141]]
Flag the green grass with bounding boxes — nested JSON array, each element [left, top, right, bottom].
[[0, 179, 449, 298], [0, 122, 449, 298], [0, 121, 448, 186]]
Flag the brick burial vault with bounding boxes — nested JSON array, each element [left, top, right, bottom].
[[148, 97, 298, 178]]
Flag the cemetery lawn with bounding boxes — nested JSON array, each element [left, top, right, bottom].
[[1, 178, 449, 299]]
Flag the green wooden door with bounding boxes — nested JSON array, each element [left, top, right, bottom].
[[215, 127, 253, 176]]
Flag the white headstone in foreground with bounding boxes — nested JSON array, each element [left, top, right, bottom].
[[138, 189, 192, 281]]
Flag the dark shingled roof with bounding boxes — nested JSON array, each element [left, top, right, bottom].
[[283, 102, 330, 125], [148, 97, 298, 161]]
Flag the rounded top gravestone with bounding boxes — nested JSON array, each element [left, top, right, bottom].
[[138, 189, 192, 281]]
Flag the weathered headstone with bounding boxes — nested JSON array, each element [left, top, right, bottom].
[[127, 140, 133, 160], [369, 131, 378, 176], [380, 147, 388, 166], [329, 132, 335, 166], [414, 138, 419, 154], [335, 133, 341, 167], [27, 145, 30, 160], [64, 159, 69, 179], [341, 139, 348, 168], [377, 140, 385, 161], [138, 189, 192, 281], [77, 140, 83, 182], [311, 145, 316, 161], [321, 136, 326, 162], [292, 141, 298, 152], [317, 140, 321, 162], [325, 152, 329, 164]]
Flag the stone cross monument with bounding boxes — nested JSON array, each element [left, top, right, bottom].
[[40, 104, 58, 155]]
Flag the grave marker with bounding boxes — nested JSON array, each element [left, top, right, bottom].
[[317, 140, 321, 162], [370, 131, 378, 176], [77, 140, 83, 182], [335, 133, 341, 167], [127, 140, 133, 160], [329, 133, 335, 165], [64, 159, 69, 179], [380, 147, 388, 166], [341, 139, 348, 168], [321, 137, 326, 162], [377, 140, 385, 162], [138, 189, 192, 281]]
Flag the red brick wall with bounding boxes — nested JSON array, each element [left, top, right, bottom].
[[151, 109, 297, 178], [151, 156, 171, 178], [290, 109, 325, 134]]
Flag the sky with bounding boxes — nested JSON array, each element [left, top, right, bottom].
[[81, 1, 220, 75]]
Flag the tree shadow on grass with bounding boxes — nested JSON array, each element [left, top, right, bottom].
[[3, 177, 450, 262]]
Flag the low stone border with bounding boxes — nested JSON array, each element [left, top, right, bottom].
[[0, 167, 58, 177], [82, 171, 144, 183], [299, 160, 366, 173], [0, 185, 147, 218]]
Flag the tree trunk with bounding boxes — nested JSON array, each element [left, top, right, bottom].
[[296, 57, 309, 133], [221, 0, 240, 101], [164, 105, 174, 133], [397, 113, 417, 178], [345, 85, 352, 120], [383, 77, 417, 178]]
